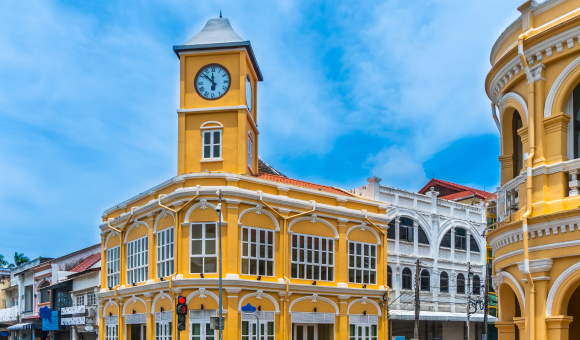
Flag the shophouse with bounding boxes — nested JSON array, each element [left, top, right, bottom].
[[39, 245, 100, 340], [485, 0, 580, 339], [350, 176, 491, 339], [97, 16, 393, 340], [0, 268, 14, 340]]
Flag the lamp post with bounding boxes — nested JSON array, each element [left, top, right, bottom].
[[467, 263, 474, 340], [216, 190, 224, 339]]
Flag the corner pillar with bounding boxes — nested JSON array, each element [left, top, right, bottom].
[[513, 317, 525, 340], [144, 293, 153, 340], [338, 219, 348, 287], [338, 296, 349, 340], [225, 200, 240, 279], [543, 112, 571, 164], [546, 316, 573, 340], [494, 321, 516, 340], [225, 288, 240, 340]]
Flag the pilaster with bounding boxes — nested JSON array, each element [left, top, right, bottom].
[[338, 219, 348, 287], [413, 220, 418, 257], [144, 292, 153, 340], [546, 316, 573, 340], [543, 112, 571, 164], [338, 295, 349, 340], [494, 321, 516, 340], [513, 317, 525, 340], [226, 199, 240, 279]]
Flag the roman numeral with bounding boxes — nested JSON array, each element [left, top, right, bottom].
[[222, 74, 227, 77], [222, 86, 227, 91], [198, 82, 203, 86]]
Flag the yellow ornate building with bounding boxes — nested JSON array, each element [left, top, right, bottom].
[[97, 17, 391, 340], [486, 1, 580, 339]]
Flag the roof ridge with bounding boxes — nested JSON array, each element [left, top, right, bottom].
[[71, 253, 101, 272]]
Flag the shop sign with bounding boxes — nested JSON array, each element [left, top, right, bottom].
[[61, 305, 86, 326], [42, 311, 59, 331]]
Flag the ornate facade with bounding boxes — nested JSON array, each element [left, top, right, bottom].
[[486, 0, 580, 339], [97, 17, 391, 340]]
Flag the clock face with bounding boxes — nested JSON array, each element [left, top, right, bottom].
[[245, 75, 253, 111], [195, 64, 231, 100]]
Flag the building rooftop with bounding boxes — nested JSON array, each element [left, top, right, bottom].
[[418, 178, 494, 201], [70, 253, 101, 273], [255, 173, 353, 196]]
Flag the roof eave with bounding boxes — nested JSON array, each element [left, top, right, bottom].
[[172, 41, 264, 81]]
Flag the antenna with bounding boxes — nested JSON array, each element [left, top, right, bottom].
[[219, 10, 222, 18]]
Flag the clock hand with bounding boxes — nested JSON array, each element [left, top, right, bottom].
[[202, 74, 216, 86]]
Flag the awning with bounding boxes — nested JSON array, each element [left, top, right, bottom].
[[388, 310, 498, 323], [7, 323, 36, 331]]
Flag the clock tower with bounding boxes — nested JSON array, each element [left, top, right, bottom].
[[173, 17, 263, 176]]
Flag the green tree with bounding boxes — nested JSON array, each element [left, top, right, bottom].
[[14, 252, 30, 266], [0, 254, 8, 268]]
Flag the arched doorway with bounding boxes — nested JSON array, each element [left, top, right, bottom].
[[567, 285, 580, 340], [498, 282, 522, 339]]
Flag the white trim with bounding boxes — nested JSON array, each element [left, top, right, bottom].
[[177, 105, 248, 113], [184, 200, 218, 223], [102, 300, 119, 318], [105, 231, 120, 249], [288, 295, 340, 315], [151, 292, 173, 314], [238, 291, 280, 314], [200, 121, 224, 130], [346, 224, 381, 245], [546, 262, 580, 316], [544, 55, 580, 117], [122, 296, 147, 316], [288, 215, 339, 240], [567, 93, 574, 160], [238, 205, 280, 231], [498, 92, 529, 121], [498, 271, 525, 309], [123, 221, 149, 244], [185, 288, 220, 306], [153, 209, 175, 234], [346, 298, 382, 316]]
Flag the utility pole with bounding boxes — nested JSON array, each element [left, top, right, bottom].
[[482, 263, 489, 340], [414, 259, 420, 340], [466, 262, 472, 340], [217, 190, 224, 340]]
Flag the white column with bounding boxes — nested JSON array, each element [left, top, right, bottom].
[[570, 170, 580, 196], [450, 227, 456, 262], [413, 220, 419, 256], [466, 230, 471, 263], [450, 270, 456, 313], [395, 218, 400, 254]]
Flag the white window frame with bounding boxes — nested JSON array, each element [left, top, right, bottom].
[[190, 310, 216, 340], [157, 227, 175, 278], [291, 233, 334, 282], [76, 295, 85, 306], [127, 236, 149, 284], [348, 241, 377, 284], [190, 223, 218, 273], [242, 313, 275, 340], [155, 315, 172, 340], [248, 137, 253, 168], [349, 316, 378, 340], [107, 246, 120, 288], [241, 227, 275, 276], [87, 293, 97, 306], [105, 324, 118, 340], [202, 130, 222, 160]]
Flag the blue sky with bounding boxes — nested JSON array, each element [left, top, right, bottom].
[[0, 0, 521, 260]]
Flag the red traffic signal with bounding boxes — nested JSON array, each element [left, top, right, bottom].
[[178, 296, 186, 305], [177, 305, 188, 315], [176, 295, 188, 319]]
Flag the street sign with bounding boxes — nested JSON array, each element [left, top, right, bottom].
[[241, 303, 256, 313]]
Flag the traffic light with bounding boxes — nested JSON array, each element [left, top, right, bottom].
[[176, 296, 187, 331]]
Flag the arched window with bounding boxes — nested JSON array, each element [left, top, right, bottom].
[[387, 266, 392, 288], [39, 281, 50, 303], [402, 268, 412, 290], [473, 275, 481, 295], [420, 270, 430, 291], [457, 274, 465, 294], [470, 236, 480, 252], [440, 272, 449, 293], [400, 218, 414, 242], [441, 230, 451, 248], [418, 227, 429, 245], [566, 83, 580, 159], [387, 220, 395, 240]]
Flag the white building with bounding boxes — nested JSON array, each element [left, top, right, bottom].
[[350, 176, 496, 339]]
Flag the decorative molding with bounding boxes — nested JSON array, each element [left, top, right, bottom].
[[546, 262, 580, 316], [122, 296, 147, 316], [151, 292, 173, 314], [517, 258, 554, 273], [124, 221, 150, 243], [346, 223, 382, 245], [238, 205, 280, 231], [544, 55, 580, 117], [497, 271, 525, 309], [288, 215, 339, 239], [102, 300, 119, 317], [288, 295, 340, 316], [346, 298, 381, 316], [529, 63, 546, 83]]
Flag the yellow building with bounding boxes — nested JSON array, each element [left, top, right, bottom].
[[485, 1, 580, 339], [97, 17, 391, 340]]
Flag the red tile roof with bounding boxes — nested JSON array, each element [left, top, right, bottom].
[[438, 190, 474, 201], [254, 173, 354, 196], [71, 253, 101, 272], [418, 178, 494, 201]]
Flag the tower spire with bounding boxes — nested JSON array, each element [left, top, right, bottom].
[[219, 10, 222, 18]]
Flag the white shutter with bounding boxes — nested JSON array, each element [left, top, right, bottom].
[[155, 311, 173, 322], [125, 313, 147, 324], [349, 315, 378, 325], [241, 311, 275, 321], [291, 312, 335, 324], [105, 316, 118, 325]]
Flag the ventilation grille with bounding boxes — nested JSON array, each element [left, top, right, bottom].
[[189, 310, 218, 321], [126, 313, 147, 325], [155, 311, 173, 322], [241, 311, 275, 321], [348, 315, 378, 325], [291, 312, 335, 324], [105, 316, 118, 325]]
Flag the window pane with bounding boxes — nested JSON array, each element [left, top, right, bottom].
[[206, 224, 216, 238], [191, 225, 203, 239], [213, 145, 220, 158], [213, 131, 220, 144], [205, 240, 216, 255], [204, 257, 217, 273], [204, 132, 211, 144], [190, 258, 203, 273]]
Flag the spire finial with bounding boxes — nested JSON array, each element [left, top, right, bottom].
[[219, 10, 222, 18]]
